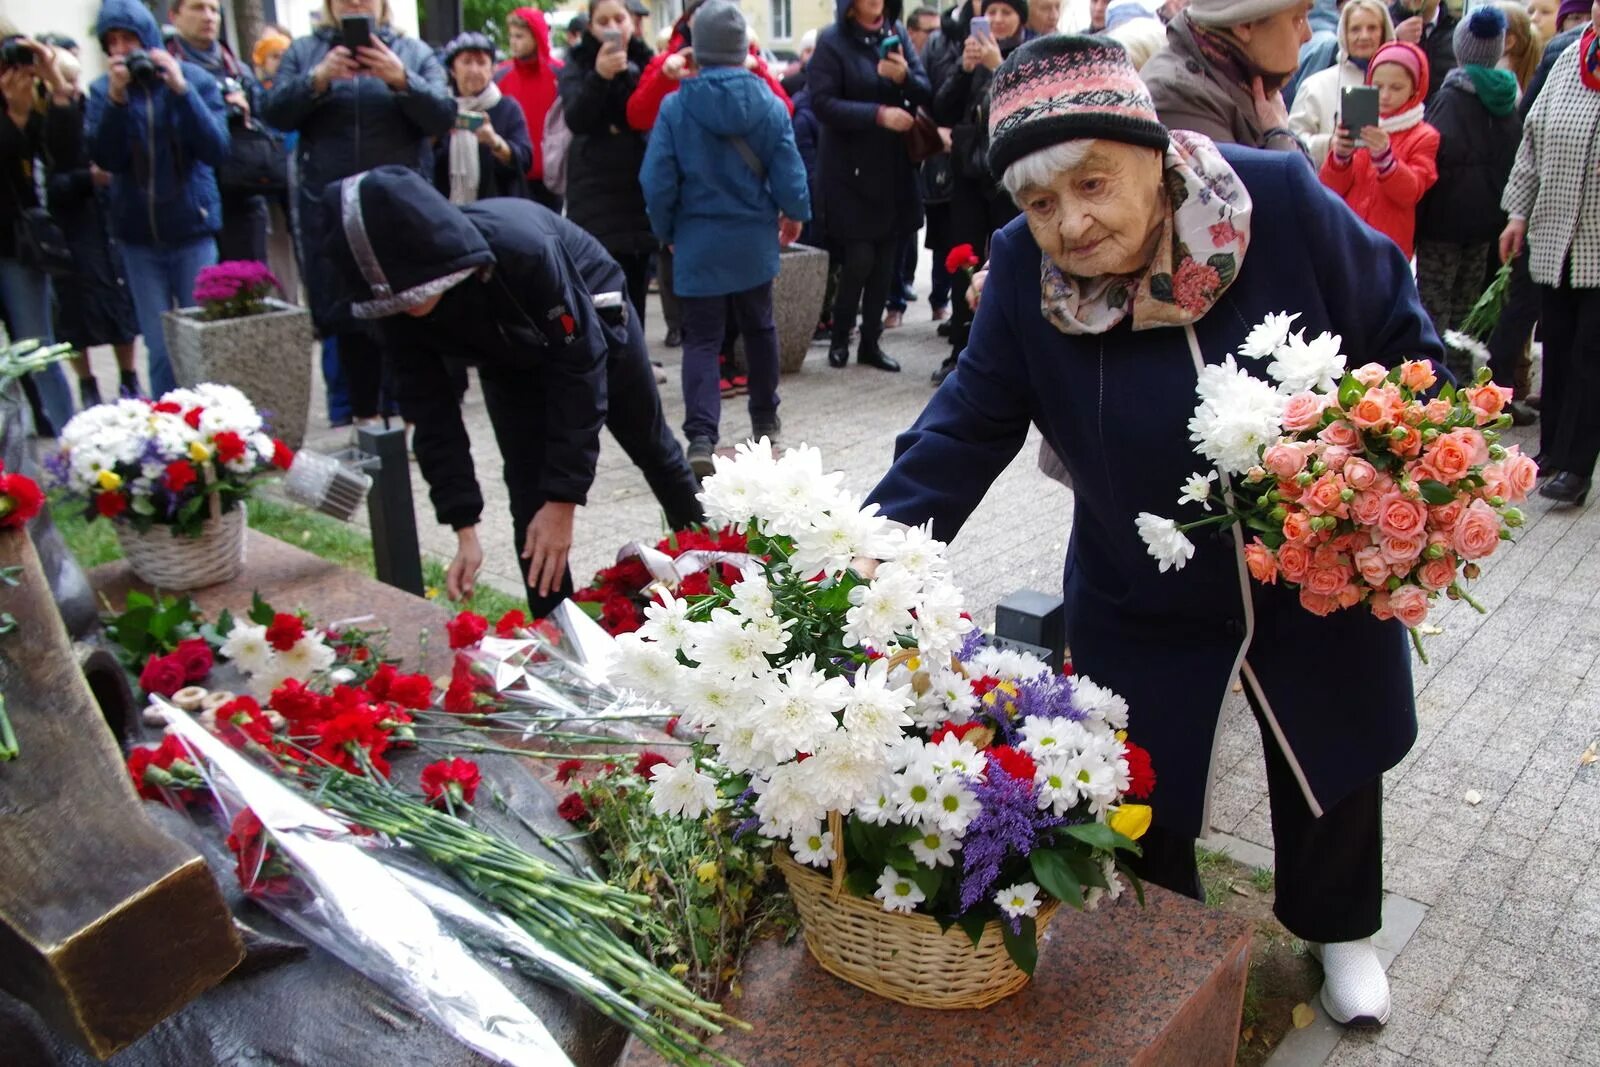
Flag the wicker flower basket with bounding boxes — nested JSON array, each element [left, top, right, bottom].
[[116, 503, 247, 591], [774, 810, 1059, 1010]]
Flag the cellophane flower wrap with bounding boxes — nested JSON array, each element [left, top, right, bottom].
[[614, 440, 1153, 972], [575, 526, 751, 635], [50, 383, 293, 536], [1138, 313, 1533, 648], [192, 260, 282, 320]]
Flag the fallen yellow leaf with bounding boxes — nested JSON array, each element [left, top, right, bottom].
[[1581, 743, 1598, 767], [1292, 1003, 1316, 1029]]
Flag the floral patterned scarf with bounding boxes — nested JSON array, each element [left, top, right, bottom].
[[1039, 130, 1252, 336]]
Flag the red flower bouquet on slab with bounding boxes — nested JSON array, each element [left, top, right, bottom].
[[574, 526, 751, 635]]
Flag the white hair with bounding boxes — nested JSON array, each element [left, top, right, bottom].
[[1000, 140, 1098, 202], [799, 28, 818, 52]]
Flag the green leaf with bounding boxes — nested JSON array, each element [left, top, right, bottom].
[[248, 591, 275, 626], [1065, 852, 1109, 891], [1000, 916, 1038, 976], [844, 867, 877, 898], [907, 865, 944, 903], [1417, 479, 1457, 506], [955, 910, 988, 949], [1030, 849, 1086, 910], [215, 607, 235, 639], [1117, 860, 1147, 907], [1063, 822, 1141, 855], [1337, 372, 1364, 410]]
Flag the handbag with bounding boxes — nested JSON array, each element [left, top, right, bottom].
[[542, 99, 572, 198], [903, 108, 944, 164], [215, 117, 288, 196], [13, 206, 75, 278], [920, 152, 953, 205]]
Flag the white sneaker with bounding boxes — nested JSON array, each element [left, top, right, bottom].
[[1309, 939, 1391, 1027]]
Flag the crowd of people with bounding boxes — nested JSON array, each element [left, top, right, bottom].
[[1, 0, 1597, 589]]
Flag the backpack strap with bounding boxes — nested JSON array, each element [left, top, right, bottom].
[[727, 135, 765, 179]]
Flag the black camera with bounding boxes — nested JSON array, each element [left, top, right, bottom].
[[124, 48, 160, 86], [221, 76, 246, 120], [0, 37, 35, 67]]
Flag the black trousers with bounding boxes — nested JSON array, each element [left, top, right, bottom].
[[1129, 694, 1384, 944], [614, 251, 652, 324], [830, 235, 899, 348], [339, 329, 384, 419], [1538, 276, 1600, 481], [1486, 250, 1538, 403], [217, 193, 268, 263], [609, 310, 704, 528]]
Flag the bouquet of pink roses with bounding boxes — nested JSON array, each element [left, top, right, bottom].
[[1137, 312, 1534, 651]]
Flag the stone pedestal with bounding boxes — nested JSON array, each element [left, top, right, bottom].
[[163, 299, 315, 449], [622, 884, 1251, 1067]]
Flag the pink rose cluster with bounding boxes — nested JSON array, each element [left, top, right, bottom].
[[193, 261, 281, 319], [1238, 360, 1533, 630]]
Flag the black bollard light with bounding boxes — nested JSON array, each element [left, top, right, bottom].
[[356, 426, 425, 596]]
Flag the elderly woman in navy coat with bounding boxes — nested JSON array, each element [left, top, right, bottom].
[[869, 36, 1442, 1030]]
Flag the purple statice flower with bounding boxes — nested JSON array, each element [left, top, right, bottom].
[[956, 628, 987, 662], [1014, 671, 1084, 724], [957, 766, 1064, 915], [732, 816, 762, 841], [42, 450, 71, 489]]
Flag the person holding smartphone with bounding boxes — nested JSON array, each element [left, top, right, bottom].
[[262, 0, 454, 433], [434, 32, 532, 204]]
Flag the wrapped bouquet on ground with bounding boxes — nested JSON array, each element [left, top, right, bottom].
[[609, 440, 1155, 1009], [1137, 312, 1532, 654]]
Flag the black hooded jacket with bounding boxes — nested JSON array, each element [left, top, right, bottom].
[[323, 168, 607, 528], [557, 33, 658, 257]]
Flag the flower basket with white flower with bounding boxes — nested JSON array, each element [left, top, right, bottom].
[[611, 440, 1154, 1010], [49, 384, 293, 590]]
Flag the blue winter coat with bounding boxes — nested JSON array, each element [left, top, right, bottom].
[[640, 67, 811, 299], [85, 0, 230, 248], [869, 146, 1442, 839], [808, 0, 933, 244]]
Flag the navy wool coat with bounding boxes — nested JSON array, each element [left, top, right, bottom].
[[868, 146, 1443, 839]]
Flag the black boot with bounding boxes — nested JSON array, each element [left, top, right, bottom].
[[827, 343, 850, 368], [930, 353, 957, 386], [1539, 471, 1590, 507], [77, 376, 102, 409], [857, 338, 900, 373]]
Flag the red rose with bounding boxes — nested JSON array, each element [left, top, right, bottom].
[[634, 751, 670, 778], [443, 678, 479, 714], [420, 757, 482, 808], [987, 745, 1037, 783], [213, 431, 247, 463], [164, 460, 198, 493], [94, 491, 127, 518], [265, 612, 306, 652], [554, 758, 584, 783], [494, 609, 528, 636], [139, 653, 188, 697], [271, 439, 294, 470], [446, 611, 489, 650], [557, 792, 589, 822], [183, 407, 204, 430], [1123, 742, 1156, 799], [269, 678, 329, 727], [944, 243, 979, 274], [387, 672, 434, 710], [173, 637, 214, 683], [0, 469, 44, 528]]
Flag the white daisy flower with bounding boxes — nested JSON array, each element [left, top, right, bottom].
[[931, 776, 981, 835], [790, 826, 836, 868], [1034, 757, 1083, 816], [908, 825, 957, 868], [1070, 675, 1130, 730], [277, 633, 337, 678], [892, 765, 942, 823], [994, 881, 1042, 920], [874, 866, 926, 914], [637, 593, 694, 654], [1135, 513, 1196, 573]]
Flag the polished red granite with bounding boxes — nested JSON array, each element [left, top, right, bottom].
[[90, 531, 455, 675], [623, 883, 1251, 1067]]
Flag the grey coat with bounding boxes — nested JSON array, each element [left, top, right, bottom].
[[1140, 14, 1309, 159]]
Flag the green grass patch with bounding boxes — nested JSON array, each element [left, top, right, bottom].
[[53, 494, 527, 621], [1195, 844, 1234, 907], [1250, 865, 1275, 894]]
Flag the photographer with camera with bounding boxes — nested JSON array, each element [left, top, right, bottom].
[[1, 34, 77, 435], [86, 0, 230, 398], [166, 0, 276, 263]]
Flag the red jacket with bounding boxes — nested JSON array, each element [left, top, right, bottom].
[[495, 7, 562, 181], [625, 24, 791, 131]]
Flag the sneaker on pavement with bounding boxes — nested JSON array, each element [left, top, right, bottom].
[[1309, 940, 1390, 1027], [719, 377, 736, 398], [687, 436, 716, 478]]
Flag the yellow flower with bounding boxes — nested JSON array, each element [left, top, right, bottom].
[[1109, 804, 1152, 842], [669, 962, 689, 978], [188, 441, 212, 463], [695, 861, 718, 884], [95, 469, 123, 491]]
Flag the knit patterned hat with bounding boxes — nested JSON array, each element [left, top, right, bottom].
[[987, 35, 1169, 179], [1453, 5, 1505, 68]]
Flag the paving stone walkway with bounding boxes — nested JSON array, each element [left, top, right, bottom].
[[278, 257, 1600, 1066]]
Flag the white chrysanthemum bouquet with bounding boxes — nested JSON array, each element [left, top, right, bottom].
[[50, 383, 293, 537], [613, 440, 1153, 977]]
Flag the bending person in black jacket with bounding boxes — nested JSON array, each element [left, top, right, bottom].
[[324, 166, 702, 616]]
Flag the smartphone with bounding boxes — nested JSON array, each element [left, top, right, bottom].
[[879, 34, 902, 56], [600, 28, 623, 51], [1340, 85, 1380, 135], [593, 292, 625, 309], [455, 110, 486, 130], [341, 15, 374, 52], [969, 15, 991, 38]]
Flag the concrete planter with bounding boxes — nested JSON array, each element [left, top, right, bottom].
[[732, 243, 829, 375], [163, 298, 314, 448]]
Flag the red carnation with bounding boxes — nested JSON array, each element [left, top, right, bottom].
[[269, 678, 330, 727], [678, 572, 712, 598], [443, 677, 479, 714], [270, 439, 294, 470], [0, 467, 45, 528], [387, 672, 434, 710], [420, 757, 482, 808], [152, 400, 182, 414], [557, 792, 589, 822], [139, 653, 188, 697], [494, 609, 528, 636], [1123, 742, 1156, 800], [94, 491, 127, 518], [265, 612, 306, 652], [600, 594, 642, 635], [634, 751, 670, 778], [173, 637, 214, 683], [945, 243, 980, 274], [214, 695, 276, 749], [446, 611, 489, 650], [988, 745, 1037, 784], [969, 675, 1003, 699], [225, 808, 293, 896], [126, 735, 201, 801], [664, 716, 680, 737], [929, 720, 985, 745], [164, 460, 198, 493], [183, 407, 204, 430], [365, 663, 398, 700], [214, 430, 247, 464], [554, 758, 584, 783], [311, 705, 393, 776]]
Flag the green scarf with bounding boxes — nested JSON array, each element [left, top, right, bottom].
[[1464, 64, 1519, 117]]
